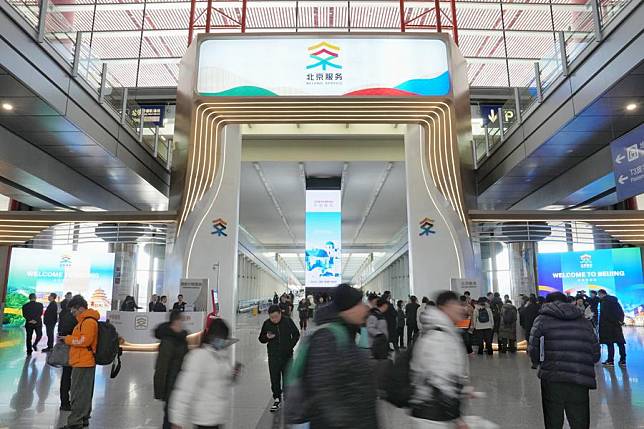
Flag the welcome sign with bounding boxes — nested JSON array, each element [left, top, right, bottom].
[[197, 37, 450, 97]]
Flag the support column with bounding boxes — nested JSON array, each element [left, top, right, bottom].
[[507, 241, 538, 302], [110, 243, 138, 310]]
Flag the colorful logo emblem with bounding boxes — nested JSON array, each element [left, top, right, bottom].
[[307, 41, 342, 71], [60, 254, 72, 267], [211, 218, 228, 237], [580, 254, 592, 269], [419, 218, 436, 236]]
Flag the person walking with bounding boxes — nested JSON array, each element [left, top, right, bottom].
[[498, 299, 518, 353], [42, 293, 58, 352], [301, 283, 379, 429], [297, 298, 310, 331], [470, 297, 494, 355], [598, 289, 626, 366], [405, 296, 421, 347], [367, 298, 389, 360], [57, 297, 78, 412], [258, 304, 300, 412], [396, 300, 406, 349], [21, 293, 43, 356], [61, 295, 99, 429], [154, 296, 168, 312], [169, 318, 240, 429], [529, 292, 600, 429], [411, 291, 470, 429], [154, 310, 189, 429]]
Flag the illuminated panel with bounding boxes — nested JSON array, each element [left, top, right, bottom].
[[305, 190, 341, 287], [197, 37, 450, 97]]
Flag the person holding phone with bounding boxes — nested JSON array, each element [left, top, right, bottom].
[[258, 304, 300, 412]]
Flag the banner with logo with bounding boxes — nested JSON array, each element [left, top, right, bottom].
[[197, 37, 450, 97], [537, 248, 644, 326], [305, 190, 341, 287], [4, 248, 115, 326]]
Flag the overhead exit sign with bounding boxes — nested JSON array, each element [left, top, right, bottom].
[[610, 124, 644, 201]]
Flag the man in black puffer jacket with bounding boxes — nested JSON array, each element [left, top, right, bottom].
[[529, 292, 600, 429]]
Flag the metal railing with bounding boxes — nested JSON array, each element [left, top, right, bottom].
[[471, 0, 634, 168], [5, 0, 173, 170]]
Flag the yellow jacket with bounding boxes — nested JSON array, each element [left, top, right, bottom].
[[64, 308, 100, 367]]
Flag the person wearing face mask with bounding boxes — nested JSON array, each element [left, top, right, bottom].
[[169, 318, 241, 429], [154, 311, 189, 429]]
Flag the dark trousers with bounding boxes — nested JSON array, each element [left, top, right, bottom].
[[268, 356, 289, 399], [60, 366, 72, 407], [45, 323, 55, 349], [397, 326, 405, 348], [606, 342, 626, 363], [475, 329, 493, 354], [499, 338, 517, 353], [300, 318, 308, 330], [25, 325, 42, 353], [407, 324, 419, 347], [541, 380, 590, 429], [68, 366, 96, 427], [462, 330, 473, 354]]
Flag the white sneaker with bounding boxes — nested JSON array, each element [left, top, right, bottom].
[[270, 398, 281, 413]]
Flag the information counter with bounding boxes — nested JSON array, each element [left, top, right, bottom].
[[107, 311, 205, 351]]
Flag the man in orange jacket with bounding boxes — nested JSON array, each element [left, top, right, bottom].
[[60, 295, 99, 429]]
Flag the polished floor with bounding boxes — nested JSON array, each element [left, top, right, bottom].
[[0, 314, 643, 429]]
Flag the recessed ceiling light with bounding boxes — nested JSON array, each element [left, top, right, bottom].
[[626, 103, 638, 111], [1, 103, 13, 111]]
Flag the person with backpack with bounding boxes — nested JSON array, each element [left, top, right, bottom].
[[169, 318, 240, 429], [410, 291, 470, 429], [57, 297, 78, 412], [60, 295, 99, 429], [396, 300, 406, 349], [292, 283, 378, 429], [367, 297, 389, 360], [490, 292, 504, 342], [258, 304, 300, 412], [598, 289, 627, 366], [154, 310, 189, 429], [470, 297, 494, 355], [498, 299, 518, 353]]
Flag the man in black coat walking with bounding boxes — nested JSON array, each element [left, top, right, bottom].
[[21, 293, 43, 356], [529, 292, 600, 429], [259, 304, 300, 412], [42, 293, 58, 352], [598, 289, 626, 366]]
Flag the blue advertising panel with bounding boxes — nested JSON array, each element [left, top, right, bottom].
[[537, 248, 644, 325], [610, 123, 644, 201], [305, 190, 341, 287], [4, 248, 115, 326]]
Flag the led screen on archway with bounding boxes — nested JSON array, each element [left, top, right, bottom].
[[305, 190, 341, 287], [537, 248, 644, 325]]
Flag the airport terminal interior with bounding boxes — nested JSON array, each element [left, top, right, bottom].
[[0, 0, 643, 428]]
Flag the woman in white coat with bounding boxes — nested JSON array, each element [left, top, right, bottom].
[[169, 319, 240, 429]]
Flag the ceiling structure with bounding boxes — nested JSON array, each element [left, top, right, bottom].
[[239, 160, 408, 283]]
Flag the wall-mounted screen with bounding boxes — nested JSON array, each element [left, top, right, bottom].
[[305, 190, 341, 287], [537, 248, 644, 325], [4, 248, 115, 326]]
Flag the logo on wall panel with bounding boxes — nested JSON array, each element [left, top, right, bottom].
[[579, 254, 592, 269], [59, 255, 72, 267], [211, 218, 228, 237], [419, 218, 436, 236], [307, 41, 342, 71], [134, 315, 148, 330]]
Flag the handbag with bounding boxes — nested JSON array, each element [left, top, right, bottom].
[[46, 341, 70, 368]]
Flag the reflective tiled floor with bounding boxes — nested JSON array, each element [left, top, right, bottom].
[[1, 315, 643, 429]]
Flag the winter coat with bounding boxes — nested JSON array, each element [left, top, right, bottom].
[[470, 305, 494, 332], [411, 307, 469, 421], [396, 308, 406, 327], [303, 303, 379, 429], [298, 301, 310, 320], [172, 301, 186, 312], [529, 301, 600, 389], [64, 308, 100, 368], [57, 308, 77, 336], [154, 322, 189, 402], [169, 344, 235, 427], [366, 308, 388, 348], [405, 302, 420, 328], [599, 295, 625, 344], [153, 302, 167, 312], [383, 302, 398, 340], [498, 303, 517, 340], [21, 301, 43, 327], [520, 303, 540, 336], [43, 301, 58, 326], [258, 315, 300, 359]]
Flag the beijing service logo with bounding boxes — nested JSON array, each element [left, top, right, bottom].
[[579, 253, 592, 269], [306, 41, 343, 84], [59, 254, 72, 268]]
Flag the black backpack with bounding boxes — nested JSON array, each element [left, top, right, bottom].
[[477, 308, 490, 324], [95, 320, 122, 378], [384, 348, 414, 407]]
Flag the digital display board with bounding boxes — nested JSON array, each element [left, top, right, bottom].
[[537, 248, 644, 326], [305, 190, 341, 287], [4, 248, 115, 326], [197, 37, 450, 97]]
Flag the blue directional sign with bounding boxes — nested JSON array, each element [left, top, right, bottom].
[[480, 104, 516, 126], [610, 124, 644, 201]]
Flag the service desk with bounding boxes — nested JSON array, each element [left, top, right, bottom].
[[107, 311, 205, 348]]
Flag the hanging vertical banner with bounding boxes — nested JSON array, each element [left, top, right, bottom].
[[305, 190, 342, 287]]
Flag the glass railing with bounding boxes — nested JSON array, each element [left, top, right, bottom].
[[4, 0, 172, 169], [472, 0, 634, 166]]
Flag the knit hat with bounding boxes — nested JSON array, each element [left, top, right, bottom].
[[333, 283, 364, 312]]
